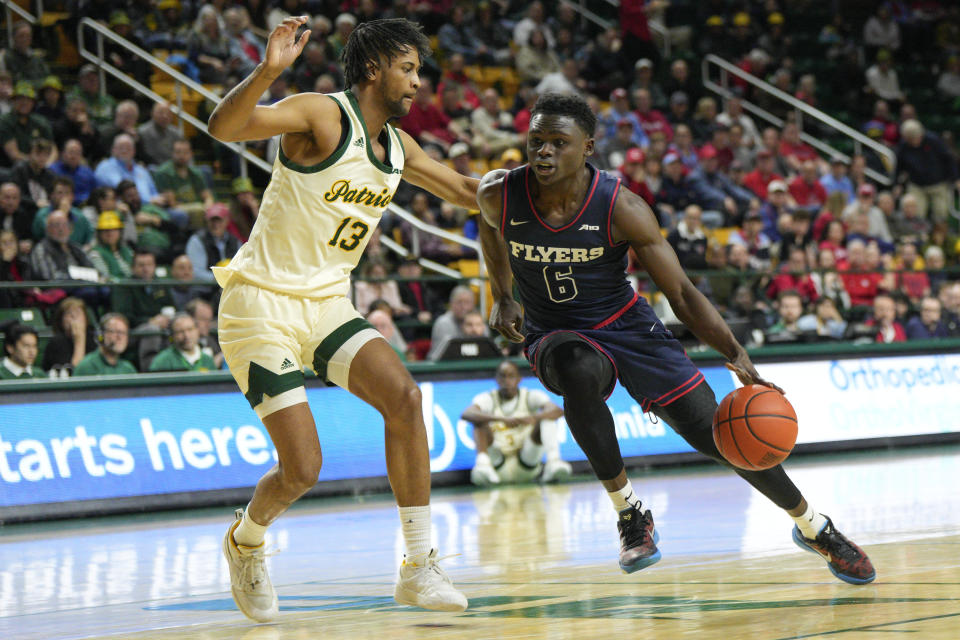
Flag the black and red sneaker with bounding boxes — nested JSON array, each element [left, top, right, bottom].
[[792, 516, 876, 584], [617, 506, 661, 573]]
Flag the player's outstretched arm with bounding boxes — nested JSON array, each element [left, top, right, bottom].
[[477, 170, 524, 343], [396, 129, 480, 209], [208, 16, 317, 142], [611, 189, 783, 392]]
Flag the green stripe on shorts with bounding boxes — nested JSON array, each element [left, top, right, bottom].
[[312, 317, 374, 383], [244, 361, 304, 409]]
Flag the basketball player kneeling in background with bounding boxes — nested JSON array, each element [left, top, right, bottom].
[[462, 360, 572, 485]]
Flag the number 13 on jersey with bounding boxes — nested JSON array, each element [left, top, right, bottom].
[[328, 216, 370, 251], [543, 265, 578, 302]]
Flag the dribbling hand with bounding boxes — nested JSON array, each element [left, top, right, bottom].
[[264, 16, 311, 75], [489, 297, 525, 343], [725, 352, 785, 395]]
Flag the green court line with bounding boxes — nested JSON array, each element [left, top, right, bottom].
[[775, 611, 960, 639]]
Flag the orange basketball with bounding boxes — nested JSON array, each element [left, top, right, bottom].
[[712, 384, 798, 470]]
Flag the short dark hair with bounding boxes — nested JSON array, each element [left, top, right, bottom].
[[4, 323, 38, 352], [341, 18, 431, 89], [531, 93, 597, 137], [53, 176, 74, 192], [116, 179, 137, 194]]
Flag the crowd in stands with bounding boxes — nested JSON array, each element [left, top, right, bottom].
[[2, 0, 960, 380]]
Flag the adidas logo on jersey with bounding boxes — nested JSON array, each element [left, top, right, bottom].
[[354, 138, 364, 147], [578, 224, 600, 231], [280, 358, 296, 371]]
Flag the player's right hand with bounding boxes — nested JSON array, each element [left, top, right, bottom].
[[489, 297, 525, 343], [264, 16, 311, 75]]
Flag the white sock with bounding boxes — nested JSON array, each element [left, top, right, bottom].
[[791, 503, 828, 539], [475, 451, 493, 468], [540, 419, 562, 462], [607, 480, 642, 513], [519, 435, 544, 467], [398, 505, 432, 558], [233, 505, 268, 547]]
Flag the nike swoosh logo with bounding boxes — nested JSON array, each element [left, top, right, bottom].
[[509, 219, 529, 226]]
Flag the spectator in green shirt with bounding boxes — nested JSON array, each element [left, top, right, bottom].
[[152, 139, 214, 229], [116, 179, 178, 263], [149, 312, 217, 372], [0, 323, 45, 380], [33, 176, 95, 247], [110, 249, 175, 329], [0, 23, 50, 85], [66, 65, 116, 127], [74, 312, 138, 375], [87, 210, 133, 279], [0, 82, 53, 166]]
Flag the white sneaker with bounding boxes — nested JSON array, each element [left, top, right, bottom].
[[542, 458, 573, 483], [222, 509, 279, 622], [470, 458, 501, 486], [394, 548, 468, 612]]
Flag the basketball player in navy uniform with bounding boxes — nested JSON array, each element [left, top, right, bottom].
[[476, 93, 875, 584]]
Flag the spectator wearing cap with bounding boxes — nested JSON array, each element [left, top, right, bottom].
[[634, 88, 673, 142], [655, 152, 697, 228], [788, 160, 828, 210], [0, 324, 44, 380], [68, 65, 116, 126], [448, 142, 480, 180], [471, 89, 523, 158], [715, 96, 760, 149], [667, 204, 708, 269], [728, 12, 757, 59], [698, 15, 732, 60], [153, 139, 214, 228], [49, 139, 96, 207], [906, 296, 950, 340], [896, 119, 959, 222], [616, 147, 655, 206], [228, 176, 259, 242], [185, 203, 240, 281], [596, 118, 640, 171], [0, 82, 52, 167], [687, 144, 755, 227], [11, 138, 57, 214], [843, 183, 893, 244], [758, 12, 791, 66], [864, 49, 905, 104], [500, 148, 523, 171], [32, 175, 94, 247], [0, 22, 50, 85], [138, 102, 185, 166], [87, 210, 133, 279], [95, 134, 165, 207], [666, 92, 694, 131], [819, 157, 855, 203], [35, 76, 64, 124], [629, 58, 666, 109], [743, 148, 784, 201], [601, 88, 648, 148], [729, 210, 773, 271], [757, 179, 792, 242]]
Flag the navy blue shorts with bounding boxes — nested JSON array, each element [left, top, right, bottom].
[[524, 299, 705, 412]]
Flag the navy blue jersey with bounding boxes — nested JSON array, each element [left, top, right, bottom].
[[501, 164, 638, 330]]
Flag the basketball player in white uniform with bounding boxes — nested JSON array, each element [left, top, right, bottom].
[[462, 361, 572, 485], [207, 17, 479, 620]]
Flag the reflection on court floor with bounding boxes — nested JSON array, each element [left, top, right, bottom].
[[2, 447, 960, 639]]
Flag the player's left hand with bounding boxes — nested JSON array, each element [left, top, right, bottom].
[[725, 353, 785, 395]]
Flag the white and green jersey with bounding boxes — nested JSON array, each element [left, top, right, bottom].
[[214, 89, 405, 298], [471, 387, 551, 455]]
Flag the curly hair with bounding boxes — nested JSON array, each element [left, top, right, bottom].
[[530, 93, 597, 137], [341, 18, 432, 89]]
